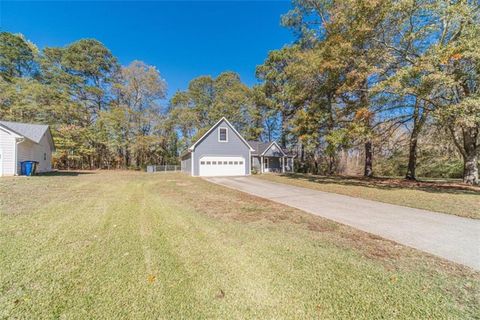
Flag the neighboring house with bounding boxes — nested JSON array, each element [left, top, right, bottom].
[[181, 117, 295, 177], [0, 121, 55, 176]]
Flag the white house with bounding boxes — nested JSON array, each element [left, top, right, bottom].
[[0, 121, 55, 176]]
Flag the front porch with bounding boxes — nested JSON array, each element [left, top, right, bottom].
[[252, 156, 294, 174]]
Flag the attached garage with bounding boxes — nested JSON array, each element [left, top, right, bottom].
[[199, 156, 246, 177], [180, 117, 254, 177]]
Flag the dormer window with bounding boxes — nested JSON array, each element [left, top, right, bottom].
[[218, 127, 228, 142]]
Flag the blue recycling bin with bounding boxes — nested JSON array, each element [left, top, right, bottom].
[[20, 161, 38, 176]]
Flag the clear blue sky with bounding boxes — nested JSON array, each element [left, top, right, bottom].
[[0, 1, 295, 99]]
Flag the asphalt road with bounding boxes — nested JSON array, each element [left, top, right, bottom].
[[206, 176, 480, 270]]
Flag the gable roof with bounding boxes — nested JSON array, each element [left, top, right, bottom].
[[188, 117, 254, 152], [0, 121, 49, 143], [0, 121, 55, 150], [249, 140, 295, 157], [261, 141, 287, 156], [247, 140, 271, 155]]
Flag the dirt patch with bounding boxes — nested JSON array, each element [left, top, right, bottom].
[[190, 186, 339, 233], [306, 221, 336, 233], [347, 232, 400, 260]]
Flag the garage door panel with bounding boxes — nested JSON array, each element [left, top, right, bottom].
[[199, 156, 246, 176]]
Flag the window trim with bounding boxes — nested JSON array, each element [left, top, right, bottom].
[[218, 127, 228, 142]]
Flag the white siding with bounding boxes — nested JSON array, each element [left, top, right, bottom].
[[17, 140, 35, 174], [0, 128, 17, 176], [33, 133, 53, 173], [0, 126, 53, 176], [16, 133, 53, 174]]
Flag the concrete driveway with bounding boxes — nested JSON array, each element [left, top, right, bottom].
[[205, 176, 480, 270]]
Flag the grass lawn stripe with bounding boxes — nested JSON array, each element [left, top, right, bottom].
[[0, 171, 478, 319]]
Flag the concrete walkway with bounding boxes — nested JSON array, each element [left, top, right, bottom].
[[205, 176, 480, 270]]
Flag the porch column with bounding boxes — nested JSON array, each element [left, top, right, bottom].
[[282, 157, 285, 173], [260, 156, 264, 173]]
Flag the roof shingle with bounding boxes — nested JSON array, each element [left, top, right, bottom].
[[0, 121, 50, 144]]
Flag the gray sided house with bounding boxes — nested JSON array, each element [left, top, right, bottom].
[[181, 118, 295, 177], [249, 140, 295, 174]]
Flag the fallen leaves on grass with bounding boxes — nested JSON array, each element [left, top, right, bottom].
[[147, 274, 156, 284], [215, 289, 225, 299]]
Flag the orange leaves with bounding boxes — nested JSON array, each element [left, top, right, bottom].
[[441, 52, 464, 64], [354, 107, 373, 122], [450, 53, 462, 61]]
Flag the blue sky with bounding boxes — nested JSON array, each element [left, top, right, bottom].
[[0, 1, 295, 98]]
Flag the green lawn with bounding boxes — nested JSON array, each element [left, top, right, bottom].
[[256, 173, 480, 219], [0, 171, 478, 319]]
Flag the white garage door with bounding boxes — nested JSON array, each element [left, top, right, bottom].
[[199, 156, 246, 177]]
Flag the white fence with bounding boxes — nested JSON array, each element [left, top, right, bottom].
[[147, 165, 181, 173]]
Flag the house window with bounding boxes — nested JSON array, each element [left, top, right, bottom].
[[264, 158, 269, 169], [44, 153, 46, 161], [218, 127, 228, 142]]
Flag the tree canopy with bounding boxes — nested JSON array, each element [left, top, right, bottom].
[[0, 0, 478, 184]]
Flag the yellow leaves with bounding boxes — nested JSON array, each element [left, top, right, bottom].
[[147, 274, 156, 284], [390, 275, 398, 284]]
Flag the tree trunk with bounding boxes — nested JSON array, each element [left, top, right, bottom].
[[89, 154, 93, 170], [326, 93, 336, 176], [463, 128, 479, 185], [405, 135, 418, 180], [463, 152, 478, 185], [280, 110, 287, 147], [124, 147, 130, 168], [364, 141, 373, 177], [405, 101, 428, 181], [327, 155, 335, 175]]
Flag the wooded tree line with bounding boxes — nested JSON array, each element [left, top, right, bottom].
[[270, 0, 479, 185], [0, 0, 478, 184], [0, 34, 176, 169]]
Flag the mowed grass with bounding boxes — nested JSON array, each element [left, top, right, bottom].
[[256, 173, 480, 219], [0, 171, 478, 319]]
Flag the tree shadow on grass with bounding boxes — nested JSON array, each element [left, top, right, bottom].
[[280, 173, 480, 196]]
